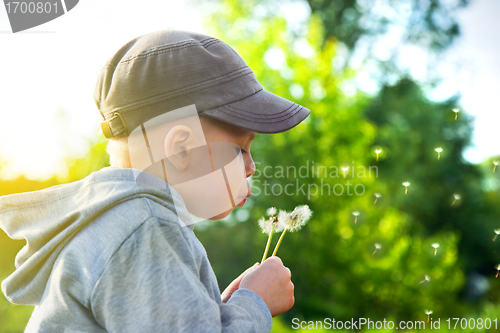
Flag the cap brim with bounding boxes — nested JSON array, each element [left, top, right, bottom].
[[199, 89, 310, 134]]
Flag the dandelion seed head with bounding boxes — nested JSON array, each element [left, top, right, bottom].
[[496, 264, 500, 271], [494, 161, 499, 166], [374, 193, 382, 198], [266, 207, 277, 216], [375, 243, 382, 249], [402, 182, 410, 187], [432, 243, 440, 249], [341, 166, 349, 172], [425, 310, 433, 315], [258, 214, 283, 234], [375, 149, 382, 154], [495, 229, 500, 235], [435, 147, 443, 153], [352, 211, 360, 216], [453, 194, 461, 200], [282, 205, 312, 232], [425, 275, 431, 281], [452, 108, 459, 113]]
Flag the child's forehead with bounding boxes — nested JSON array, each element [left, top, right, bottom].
[[203, 117, 256, 141]]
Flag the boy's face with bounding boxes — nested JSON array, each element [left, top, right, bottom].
[[200, 120, 256, 219]]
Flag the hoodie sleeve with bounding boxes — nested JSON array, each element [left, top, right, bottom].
[[90, 216, 272, 333]]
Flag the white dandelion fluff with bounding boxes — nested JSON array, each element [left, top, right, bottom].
[[419, 275, 431, 284], [374, 193, 382, 204], [435, 147, 443, 160], [402, 182, 410, 195], [432, 243, 440, 256], [341, 166, 349, 178], [453, 108, 459, 120], [271, 205, 313, 257], [451, 194, 461, 206], [425, 310, 433, 323], [266, 207, 277, 216], [352, 211, 360, 224], [493, 229, 500, 242], [372, 243, 382, 256], [259, 208, 284, 263]]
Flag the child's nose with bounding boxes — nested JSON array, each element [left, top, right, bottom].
[[246, 158, 256, 178]]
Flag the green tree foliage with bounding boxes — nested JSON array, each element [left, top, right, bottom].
[[196, 0, 481, 326], [1, 1, 499, 331], [306, 0, 468, 52], [365, 79, 500, 276]]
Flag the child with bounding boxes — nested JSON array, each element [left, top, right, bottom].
[[0, 30, 310, 332]]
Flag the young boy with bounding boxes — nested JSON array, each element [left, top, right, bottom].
[[0, 30, 310, 332]]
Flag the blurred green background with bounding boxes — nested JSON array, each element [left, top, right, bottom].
[[2, 0, 500, 332]]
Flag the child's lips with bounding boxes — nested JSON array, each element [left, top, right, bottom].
[[236, 194, 250, 207]]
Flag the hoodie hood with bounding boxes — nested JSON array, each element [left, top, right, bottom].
[[0, 167, 192, 306]]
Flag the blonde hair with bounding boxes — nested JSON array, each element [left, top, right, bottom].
[[106, 136, 131, 168]]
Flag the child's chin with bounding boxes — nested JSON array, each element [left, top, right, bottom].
[[207, 209, 233, 221]]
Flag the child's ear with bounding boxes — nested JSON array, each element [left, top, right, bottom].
[[164, 125, 194, 171]]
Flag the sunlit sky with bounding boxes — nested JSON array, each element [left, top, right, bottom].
[[0, 0, 499, 180]]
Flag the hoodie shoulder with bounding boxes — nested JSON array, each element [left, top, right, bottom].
[[0, 167, 191, 306]]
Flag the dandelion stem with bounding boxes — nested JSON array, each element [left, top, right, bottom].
[[272, 228, 288, 257], [374, 198, 378, 204], [455, 114, 457, 121], [494, 165, 497, 172], [493, 234, 498, 242], [434, 248, 437, 256], [372, 249, 377, 256], [261, 231, 274, 263], [497, 271, 499, 278], [405, 187, 407, 195], [451, 199, 456, 206]]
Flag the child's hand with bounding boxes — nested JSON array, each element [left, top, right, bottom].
[[239, 256, 294, 317], [221, 263, 259, 303]]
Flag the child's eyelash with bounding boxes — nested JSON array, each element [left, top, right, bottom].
[[237, 147, 248, 154]]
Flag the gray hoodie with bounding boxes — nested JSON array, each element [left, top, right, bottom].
[[0, 167, 272, 332]]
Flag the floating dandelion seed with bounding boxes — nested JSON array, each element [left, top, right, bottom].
[[375, 149, 382, 161], [341, 166, 349, 178], [493, 229, 500, 242], [374, 193, 382, 204], [425, 310, 433, 323], [494, 161, 498, 172], [258, 208, 284, 263], [432, 243, 440, 256], [402, 182, 410, 194], [453, 108, 459, 120], [372, 243, 382, 256], [496, 265, 500, 278], [419, 275, 431, 284], [352, 211, 360, 224], [272, 205, 312, 257], [266, 207, 277, 216], [451, 194, 461, 206], [435, 147, 443, 160]]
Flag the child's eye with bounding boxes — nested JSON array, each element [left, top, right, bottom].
[[236, 147, 248, 155]]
